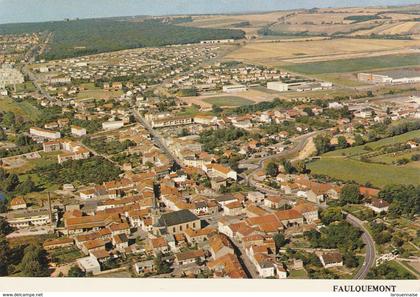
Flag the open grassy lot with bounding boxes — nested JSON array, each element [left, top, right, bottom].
[[6, 151, 60, 174], [77, 84, 123, 100], [202, 96, 254, 107], [387, 261, 417, 279], [283, 53, 420, 75], [0, 96, 42, 120], [324, 130, 420, 157], [289, 269, 308, 279], [15, 81, 36, 93], [369, 150, 420, 164], [309, 130, 420, 188], [308, 157, 420, 188], [49, 247, 84, 265]]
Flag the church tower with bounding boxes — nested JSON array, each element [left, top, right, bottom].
[[151, 195, 160, 225]]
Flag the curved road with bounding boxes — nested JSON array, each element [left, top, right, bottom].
[[242, 132, 376, 279], [345, 213, 376, 279], [243, 131, 317, 193]]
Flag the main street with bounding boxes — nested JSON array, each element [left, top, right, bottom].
[[21, 65, 56, 103], [133, 109, 182, 166]]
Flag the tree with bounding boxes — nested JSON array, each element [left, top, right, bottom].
[[265, 161, 278, 177], [343, 252, 358, 268], [0, 217, 12, 236], [4, 173, 19, 192], [212, 105, 223, 114], [0, 200, 7, 213], [0, 235, 9, 276], [336, 136, 348, 149], [154, 253, 171, 274], [354, 134, 364, 146], [0, 128, 6, 141], [68, 265, 85, 277], [378, 185, 419, 218], [303, 107, 314, 116], [2, 112, 15, 128], [16, 177, 35, 195], [15, 135, 33, 146], [340, 184, 362, 204], [368, 262, 415, 279], [19, 244, 50, 277], [320, 207, 344, 225], [314, 135, 331, 155], [273, 233, 286, 252], [282, 160, 294, 174], [367, 131, 378, 142], [293, 160, 307, 174]]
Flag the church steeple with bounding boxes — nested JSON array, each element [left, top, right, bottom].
[[151, 195, 160, 225]]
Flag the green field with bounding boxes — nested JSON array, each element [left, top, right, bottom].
[[7, 151, 60, 174], [283, 54, 420, 75], [308, 158, 420, 187], [369, 150, 420, 164], [289, 269, 308, 279], [203, 96, 254, 107], [308, 130, 420, 188], [324, 130, 420, 157], [0, 96, 42, 120], [15, 81, 36, 93]]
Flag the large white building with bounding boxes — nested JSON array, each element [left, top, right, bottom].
[[358, 72, 420, 84], [267, 81, 288, 92], [102, 120, 124, 131], [29, 127, 61, 140], [223, 84, 247, 93], [77, 256, 101, 275], [6, 209, 51, 229], [200, 39, 235, 44], [149, 115, 193, 128]]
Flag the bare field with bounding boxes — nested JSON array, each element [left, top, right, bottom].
[[380, 13, 420, 21], [225, 38, 420, 66], [351, 21, 420, 36], [270, 21, 379, 35], [381, 22, 420, 35], [283, 12, 374, 25], [181, 11, 290, 29], [179, 89, 279, 109], [317, 7, 385, 14]]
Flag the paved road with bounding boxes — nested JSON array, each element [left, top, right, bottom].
[[21, 65, 56, 103], [229, 238, 259, 279], [243, 131, 318, 194], [345, 213, 376, 279], [133, 110, 181, 166], [241, 131, 377, 279]]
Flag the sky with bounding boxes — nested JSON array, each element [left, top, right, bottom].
[[0, 0, 419, 24]]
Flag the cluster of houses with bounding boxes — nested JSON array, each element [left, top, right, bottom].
[[31, 44, 221, 101], [0, 33, 41, 64]]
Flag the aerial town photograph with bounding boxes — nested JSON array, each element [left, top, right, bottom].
[[0, 0, 419, 295]]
